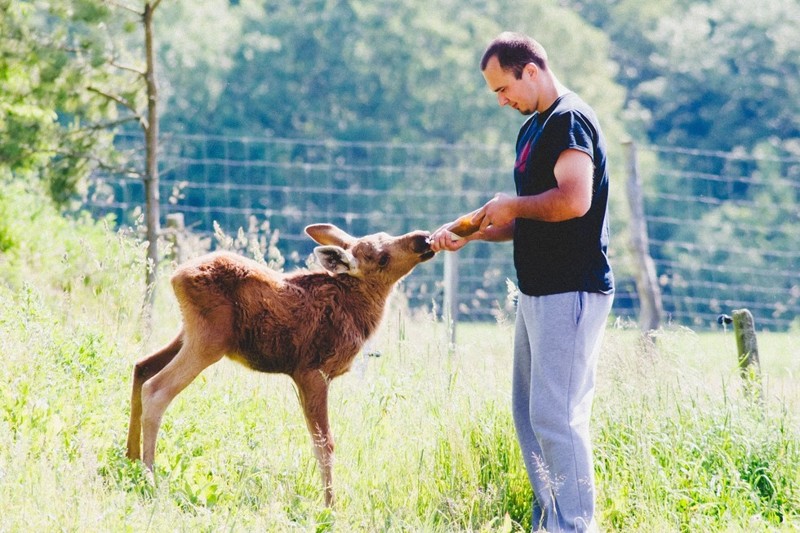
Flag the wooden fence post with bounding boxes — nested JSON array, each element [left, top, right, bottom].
[[732, 308, 762, 401], [165, 212, 186, 264], [623, 141, 663, 336]]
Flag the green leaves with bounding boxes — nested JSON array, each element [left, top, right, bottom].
[[567, 0, 800, 157], [0, 0, 128, 203], [154, 0, 628, 149]]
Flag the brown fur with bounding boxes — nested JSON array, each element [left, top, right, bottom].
[[126, 223, 435, 506]]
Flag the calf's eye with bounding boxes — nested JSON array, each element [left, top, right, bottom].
[[378, 254, 390, 268]]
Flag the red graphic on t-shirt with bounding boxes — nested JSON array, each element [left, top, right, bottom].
[[515, 141, 531, 173]]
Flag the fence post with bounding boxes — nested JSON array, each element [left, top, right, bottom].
[[623, 141, 663, 336], [443, 252, 458, 345], [732, 308, 762, 402], [165, 212, 186, 264]]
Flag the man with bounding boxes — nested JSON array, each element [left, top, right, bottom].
[[429, 32, 614, 532]]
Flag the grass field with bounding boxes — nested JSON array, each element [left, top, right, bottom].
[[1, 183, 799, 531]]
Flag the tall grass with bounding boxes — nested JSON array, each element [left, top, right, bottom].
[[0, 182, 798, 531], [594, 328, 800, 531]]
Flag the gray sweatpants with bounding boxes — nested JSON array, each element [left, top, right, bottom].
[[513, 291, 613, 533]]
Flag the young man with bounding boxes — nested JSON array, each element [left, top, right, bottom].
[[429, 32, 614, 532]]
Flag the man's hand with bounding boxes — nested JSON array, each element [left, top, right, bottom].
[[430, 195, 520, 251], [476, 193, 517, 232], [428, 223, 476, 252]]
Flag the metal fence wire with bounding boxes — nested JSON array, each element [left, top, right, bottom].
[[84, 133, 800, 330]]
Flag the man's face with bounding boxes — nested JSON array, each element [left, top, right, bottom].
[[482, 55, 537, 115]]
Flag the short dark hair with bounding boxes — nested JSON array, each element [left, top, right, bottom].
[[480, 32, 548, 79]]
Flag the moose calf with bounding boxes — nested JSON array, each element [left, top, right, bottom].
[[126, 223, 435, 506]]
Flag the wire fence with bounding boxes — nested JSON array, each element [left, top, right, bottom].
[[84, 133, 800, 330], [641, 145, 800, 330]]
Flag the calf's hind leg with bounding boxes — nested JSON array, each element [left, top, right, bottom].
[[139, 337, 226, 470], [127, 332, 183, 461]]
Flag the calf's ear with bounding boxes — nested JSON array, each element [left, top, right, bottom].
[[305, 224, 355, 248], [314, 246, 358, 275]]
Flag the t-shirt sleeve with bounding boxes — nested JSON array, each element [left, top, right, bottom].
[[554, 111, 596, 162]]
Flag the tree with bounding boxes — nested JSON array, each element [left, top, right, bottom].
[[0, 0, 122, 203], [150, 0, 243, 135], [83, 0, 164, 311], [642, 0, 800, 156], [154, 0, 628, 149], [563, 0, 800, 158]]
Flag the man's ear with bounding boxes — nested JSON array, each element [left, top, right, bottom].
[[314, 245, 358, 274], [524, 62, 539, 81]]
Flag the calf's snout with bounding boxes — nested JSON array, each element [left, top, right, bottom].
[[410, 231, 433, 255]]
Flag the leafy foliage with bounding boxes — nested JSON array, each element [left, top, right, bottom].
[[0, 0, 135, 203], [564, 0, 800, 158], [154, 0, 627, 149]]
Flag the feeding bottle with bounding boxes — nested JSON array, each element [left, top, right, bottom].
[[446, 208, 482, 238]]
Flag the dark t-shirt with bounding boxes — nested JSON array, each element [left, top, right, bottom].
[[512, 92, 614, 296]]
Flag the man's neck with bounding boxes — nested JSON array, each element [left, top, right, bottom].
[[537, 76, 570, 113]]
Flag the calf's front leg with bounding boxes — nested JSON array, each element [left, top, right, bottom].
[[294, 370, 335, 506]]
